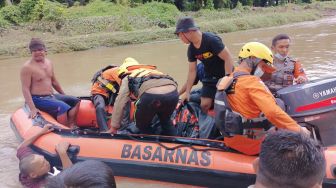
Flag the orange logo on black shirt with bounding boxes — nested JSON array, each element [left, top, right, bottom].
[[195, 52, 213, 60]]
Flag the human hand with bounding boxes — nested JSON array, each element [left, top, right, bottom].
[[39, 124, 54, 135], [295, 76, 307, 84], [183, 92, 190, 103], [56, 141, 70, 155], [29, 108, 39, 119], [179, 93, 188, 103], [300, 127, 311, 136]]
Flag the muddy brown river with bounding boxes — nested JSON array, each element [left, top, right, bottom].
[[0, 17, 335, 187]]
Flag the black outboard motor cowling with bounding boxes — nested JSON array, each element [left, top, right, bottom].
[[276, 77, 336, 146]]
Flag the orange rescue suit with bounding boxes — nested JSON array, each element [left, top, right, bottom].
[[223, 67, 301, 155], [226, 67, 301, 132]]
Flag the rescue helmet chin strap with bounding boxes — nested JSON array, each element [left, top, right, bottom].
[[241, 57, 262, 75]]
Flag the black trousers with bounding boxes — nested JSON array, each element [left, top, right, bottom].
[[92, 94, 109, 131], [135, 90, 179, 136]]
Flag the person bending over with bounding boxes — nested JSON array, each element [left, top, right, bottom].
[[109, 57, 178, 136]]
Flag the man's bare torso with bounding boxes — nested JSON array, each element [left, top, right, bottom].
[[24, 59, 54, 95]]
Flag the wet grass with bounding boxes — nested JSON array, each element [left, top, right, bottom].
[[0, 1, 335, 58]]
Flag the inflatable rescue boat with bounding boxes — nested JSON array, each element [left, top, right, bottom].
[[10, 77, 336, 187]]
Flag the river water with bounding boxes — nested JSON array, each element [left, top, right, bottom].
[[0, 17, 335, 187]]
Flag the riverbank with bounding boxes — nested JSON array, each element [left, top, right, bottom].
[[0, 1, 335, 58]]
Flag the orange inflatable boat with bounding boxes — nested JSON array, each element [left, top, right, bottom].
[[10, 98, 336, 187]]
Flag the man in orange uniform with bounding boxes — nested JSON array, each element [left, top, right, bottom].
[[228, 42, 309, 133], [91, 66, 121, 132], [215, 42, 309, 142], [263, 34, 308, 94]]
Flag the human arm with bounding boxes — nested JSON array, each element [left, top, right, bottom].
[[293, 61, 308, 84], [218, 47, 234, 74], [178, 82, 187, 96], [179, 63, 202, 96], [55, 142, 72, 169], [178, 82, 188, 102], [50, 62, 65, 94], [17, 124, 53, 149], [209, 34, 234, 75], [184, 62, 197, 101], [248, 82, 302, 132], [110, 77, 131, 131], [20, 65, 39, 118]]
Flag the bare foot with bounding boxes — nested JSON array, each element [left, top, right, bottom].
[[102, 128, 117, 134]]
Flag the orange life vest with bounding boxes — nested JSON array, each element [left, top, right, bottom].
[[91, 66, 121, 98]]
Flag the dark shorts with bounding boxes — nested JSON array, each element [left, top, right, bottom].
[[32, 94, 80, 119], [201, 83, 218, 99], [201, 77, 219, 99]]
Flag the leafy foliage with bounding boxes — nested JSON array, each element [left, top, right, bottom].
[[31, 0, 65, 22], [133, 2, 181, 27], [0, 14, 9, 28], [0, 5, 22, 24], [18, 0, 36, 21], [64, 0, 126, 18], [0, 0, 328, 33]]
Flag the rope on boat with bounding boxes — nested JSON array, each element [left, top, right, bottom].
[[32, 113, 231, 152], [125, 134, 229, 152]]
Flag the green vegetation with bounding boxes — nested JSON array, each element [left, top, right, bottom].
[[0, 0, 335, 57]]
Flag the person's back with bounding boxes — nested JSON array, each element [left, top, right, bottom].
[[253, 131, 326, 188]]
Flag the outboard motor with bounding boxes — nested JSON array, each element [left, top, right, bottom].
[[276, 77, 336, 146]]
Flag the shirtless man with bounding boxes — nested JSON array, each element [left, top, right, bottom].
[[20, 38, 80, 128]]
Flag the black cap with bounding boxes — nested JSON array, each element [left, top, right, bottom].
[[174, 17, 199, 34], [29, 38, 46, 52]]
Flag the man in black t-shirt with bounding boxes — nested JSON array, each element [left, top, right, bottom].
[[175, 16, 234, 113]]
